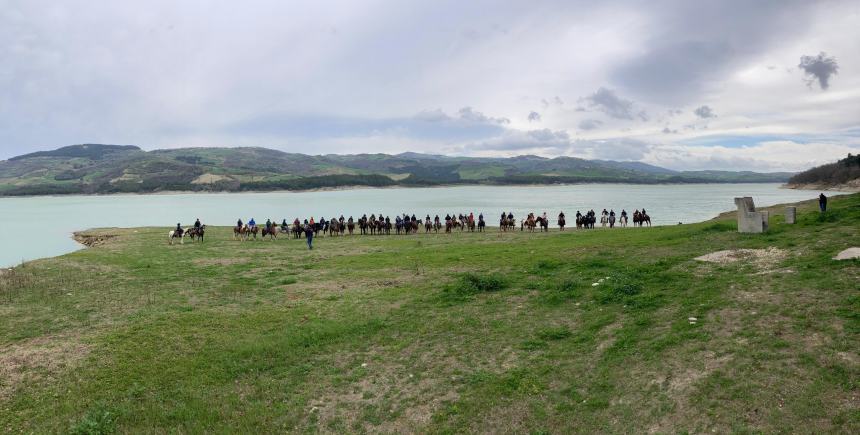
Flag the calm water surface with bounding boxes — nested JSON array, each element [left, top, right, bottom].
[[0, 183, 832, 267]]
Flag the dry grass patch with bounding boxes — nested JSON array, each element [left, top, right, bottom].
[[0, 333, 90, 400]]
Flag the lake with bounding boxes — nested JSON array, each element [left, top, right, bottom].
[[0, 183, 833, 268]]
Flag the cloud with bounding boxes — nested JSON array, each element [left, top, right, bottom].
[[662, 127, 678, 134], [693, 105, 716, 119], [457, 106, 510, 125], [582, 87, 636, 120], [578, 119, 603, 130], [527, 111, 541, 122], [798, 52, 839, 90], [464, 128, 571, 152], [570, 138, 651, 161]]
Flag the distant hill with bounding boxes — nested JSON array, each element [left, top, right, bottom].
[[786, 154, 860, 191], [0, 144, 793, 196]]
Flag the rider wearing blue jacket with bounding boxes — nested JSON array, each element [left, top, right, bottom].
[[248, 218, 256, 229]]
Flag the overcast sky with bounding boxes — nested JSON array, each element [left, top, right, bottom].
[[1, 0, 858, 171]]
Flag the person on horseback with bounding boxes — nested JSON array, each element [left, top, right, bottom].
[[175, 223, 182, 234], [237, 218, 243, 228], [469, 212, 474, 223], [309, 217, 315, 226], [248, 218, 256, 229], [434, 215, 440, 224], [265, 219, 272, 231], [621, 209, 627, 218], [507, 211, 513, 220], [610, 209, 615, 217], [501, 211, 506, 221], [445, 213, 451, 222], [559, 211, 565, 219], [542, 211, 547, 221], [194, 218, 201, 229], [641, 208, 647, 215]]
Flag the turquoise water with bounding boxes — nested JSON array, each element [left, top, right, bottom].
[[0, 184, 830, 267]]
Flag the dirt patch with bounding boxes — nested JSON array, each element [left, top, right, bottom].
[[833, 247, 860, 260], [694, 248, 788, 272], [192, 258, 249, 267], [596, 321, 622, 353], [0, 333, 91, 400], [191, 173, 233, 185], [73, 232, 117, 248]]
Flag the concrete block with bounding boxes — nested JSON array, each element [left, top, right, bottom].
[[785, 206, 796, 224], [734, 197, 768, 233]]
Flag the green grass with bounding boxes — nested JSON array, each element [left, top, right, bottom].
[[1, 194, 859, 433]]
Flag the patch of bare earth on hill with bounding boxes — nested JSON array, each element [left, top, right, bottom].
[[0, 333, 90, 400], [694, 247, 791, 274], [306, 344, 463, 433], [646, 350, 734, 434], [73, 232, 118, 248]]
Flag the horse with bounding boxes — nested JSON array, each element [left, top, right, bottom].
[[477, 218, 485, 232], [609, 215, 616, 228], [600, 215, 608, 227], [292, 222, 303, 239], [187, 225, 206, 242], [261, 225, 278, 240], [620, 215, 628, 228], [537, 217, 549, 232], [248, 225, 259, 240], [558, 216, 566, 231], [445, 219, 454, 233], [168, 228, 185, 245], [329, 220, 341, 237], [499, 217, 515, 232], [467, 219, 476, 232], [347, 219, 355, 235], [233, 224, 247, 240], [641, 213, 651, 227]]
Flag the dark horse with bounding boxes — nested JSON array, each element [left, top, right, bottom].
[[187, 225, 206, 242]]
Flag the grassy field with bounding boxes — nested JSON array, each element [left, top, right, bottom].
[[1, 195, 858, 433]]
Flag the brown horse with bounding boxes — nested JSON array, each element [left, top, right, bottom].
[[558, 216, 566, 231], [347, 220, 355, 235], [261, 225, 278, 240], [248, 225, 259, 240], [233, 225, 249, 241]]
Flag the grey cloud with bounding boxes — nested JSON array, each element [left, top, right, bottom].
[[637, 110, 650, 122], [662, 127, 678, 134], [465, 128, 571, 152], [609, 1, 814, 105], [578, 119, 603, 130], [528, 111, 541, 122], [693, 105, 716, 119], [553, 96, 564, 105], [582, 87, 636, 120], [458, 107, 510, 125], [799, 52, 839, 90], [570, 138, 651, 161]]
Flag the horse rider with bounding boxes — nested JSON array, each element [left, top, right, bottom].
[[194, 218, 201, 229], [542, 211, 547, 222], [469, 212, 474, 223], [237, 218, 243, 228], [507, 211, 513, 220], [621, 209, 627, 219], [435, 215, 441, 225], [309, 216, 315, 227], [559, 211, 565, 220], [281, 218, 288, 229], [609, 209, 615, 217], [641, 208, 647, 215], [445, 213, 452, 222], [248, 218, 256, 230], [265, 218, 272, 231], [175, 223, 183, 236], [500, 211, 506, 222]]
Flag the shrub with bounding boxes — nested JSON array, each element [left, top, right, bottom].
[[441, 272, 507, 301]]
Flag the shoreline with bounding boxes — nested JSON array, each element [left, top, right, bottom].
[[782, 181, 860, 193], [0, 180, 799, 199]]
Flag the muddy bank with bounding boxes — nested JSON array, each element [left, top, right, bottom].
[[72, 232, 116, 248], [783, 180, 860, 192]]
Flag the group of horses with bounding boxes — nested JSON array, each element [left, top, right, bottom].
[[170, 208, 652, 244], [168, 225, 206, 244]]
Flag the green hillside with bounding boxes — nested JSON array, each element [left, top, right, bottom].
[[0, 144, 793, 196], [1, 194, 858, 432]]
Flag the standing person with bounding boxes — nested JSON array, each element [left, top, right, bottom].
[[819, 193, 827, 212], [304, 223, 315, 250]]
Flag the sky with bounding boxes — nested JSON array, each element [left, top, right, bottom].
[[1, 0, 858, 172]]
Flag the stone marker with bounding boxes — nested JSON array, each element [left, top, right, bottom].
[[734, 197, 769, 233], [833, 247, 860, 260], [785, 206, 796, 224]]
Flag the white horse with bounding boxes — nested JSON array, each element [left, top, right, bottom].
[[600, 215, 608, 227], [168, 228, 186, 245], [620, 215, 628, 228]]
